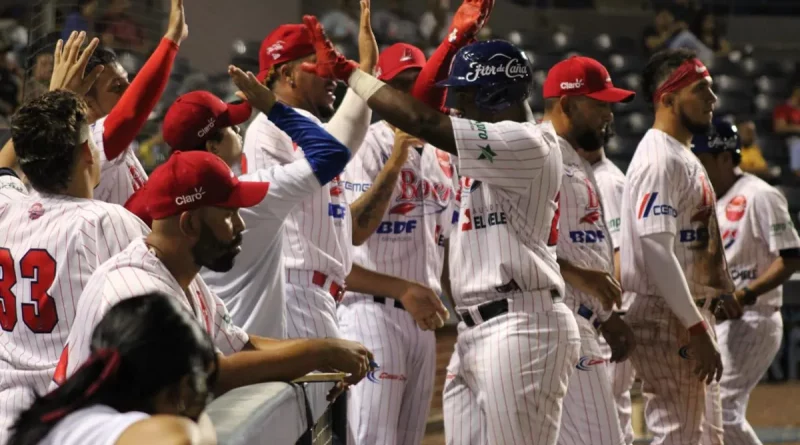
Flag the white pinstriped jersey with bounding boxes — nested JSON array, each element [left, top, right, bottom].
[[91, 117, 148, 206], [592, 157, 625, 250], [243, 110, 353, 282], [448, 117, 564, 308], [0, 192, 148, 443], [58, 238, 249, 383], [556, 139, 615, 319], [340, 121, 459, 297], [621, 129, 732, 299], [39, 405, 148, 445], [716, 173, 800, 307], [201, 160, 323, 339], [0, 175, 26, 199]]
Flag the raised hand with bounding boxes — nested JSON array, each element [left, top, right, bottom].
[[398, 282, 450, 331], [228, 65, 276, 113], [357, 0, 378, 73], [165, 0, 189, 44], [300, 15, 359, 82], [321, 338, 375, 385], [447, 0, 495, 46], [49, 31, 104, 95], [393, 128, 423, 158]]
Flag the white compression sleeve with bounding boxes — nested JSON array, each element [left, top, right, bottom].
[[324, 87, 372, 155], [640, 232, 704, 329]]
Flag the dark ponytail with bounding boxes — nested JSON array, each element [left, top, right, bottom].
[[8, 293, 218, 445]]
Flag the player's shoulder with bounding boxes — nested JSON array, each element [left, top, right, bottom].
[[594, 158, 626, 185], [628, 131, 684, 176], [742, 174, 788, 207]]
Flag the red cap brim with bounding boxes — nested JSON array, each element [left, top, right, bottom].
[[378, 63, 425, 82], [218, 181, 270, 209], [123, 188, 153, 228], [587, 87, 636, 103], [225, 101, 253, 126]]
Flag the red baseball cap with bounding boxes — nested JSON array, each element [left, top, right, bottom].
[[162, 91, 252, 151], [375, 43, 426, 82], [124, 151, 269, 222], [257, 24, 315, 82], [543, 56, 635, 103]]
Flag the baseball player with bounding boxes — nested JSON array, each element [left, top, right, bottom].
[[85, 0, 187, 205], [541, 57, 637, 445], [338, 43, 460, 445], [58, 150, 375, 392], [692, 120, 800, 445], [135, 66, 352, 340], [620, 48, 736, 445], [300, 15, 584, 442], [577, 128, 638, 445], [0, 90, 149, 444], [244, 2, 447, 342]]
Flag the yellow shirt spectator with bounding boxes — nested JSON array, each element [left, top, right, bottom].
[[739, 144, 768, 174]]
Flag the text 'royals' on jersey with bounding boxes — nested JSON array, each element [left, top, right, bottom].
[[58, 238, 249, 386], [0, 192, 149, 442], [243, 109, 353, 281], [621, 128, 732, 299], [716, 173, 800, 307], [341, 121, 459, 296], [556, 138, 615, 318], [448, 117, 564, 308], [91, 117, 149, 206]]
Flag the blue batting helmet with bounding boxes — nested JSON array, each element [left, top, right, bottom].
[[691, 119, 742, 166], [436, 40, 532, 112]]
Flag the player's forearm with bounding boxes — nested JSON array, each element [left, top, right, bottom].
[[325, 89, 372, 154], [345, 263, 411, 299], [741, 255, 800, 299], [613, 249, 621, 284], [215, 337, 330, 394], [410, 38, 459, 110], [640, 233, 704, 329], [347, 69, 456, 153], [350, 150, 406, 245], [557, 258, 611, 320], [0, 139, 18, 172], [268, 102, 350, 185]]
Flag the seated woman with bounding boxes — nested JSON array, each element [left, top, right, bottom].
[[9, 293, 218, 445]]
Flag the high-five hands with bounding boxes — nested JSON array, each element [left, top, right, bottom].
[[49, 31, 104, 95]]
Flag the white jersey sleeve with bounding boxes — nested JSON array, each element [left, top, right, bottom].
[[627, 154, 684, 237], [239, 160, 321, 221], [593, 160, 625, 249], [91, 117, 149, 206], [39, 405, 148, 445], [751, 187, 800, 254], [451, 117, 558, 191], [243, 113, 301, 170], [0, 174, 26, 198]]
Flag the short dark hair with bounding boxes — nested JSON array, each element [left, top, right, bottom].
[[11, 90, 89, 194], [9, 293, 218, 445], [641, 48, 697, 104], [84, 46, 117, 80], [185, 128, 225, 152]]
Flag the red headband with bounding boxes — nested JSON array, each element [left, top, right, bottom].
[[652, 58, 710, 104]]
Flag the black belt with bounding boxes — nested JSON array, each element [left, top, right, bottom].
[[696, 297, 721, 314], [576, 304, 602, 329], [373, 296, 405, 311], [460, 290, 561, 327]]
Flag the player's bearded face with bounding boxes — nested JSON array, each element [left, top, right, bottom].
[[676, 80, 716, 135], [191, 219, 243, 272], [569, 98, 611, 152]]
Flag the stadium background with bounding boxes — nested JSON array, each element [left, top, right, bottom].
[[1, 0, 799, 443]]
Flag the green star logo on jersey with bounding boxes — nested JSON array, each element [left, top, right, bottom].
[[477, 144, 496, 163]]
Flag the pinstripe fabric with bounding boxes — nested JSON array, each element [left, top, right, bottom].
[[714, 173, 799, 445], [0, 193, 148, 444], [285, 273, 342, 339], [91, 117, 148, 206], [243, 111, 353, 339], [443, 325, 482, 445], [555, 140, 622, 445], [337, 121, 457, 445], [338, 297, 435, 445], [597, 336, 636, 445], [58, 238, 248, 384]]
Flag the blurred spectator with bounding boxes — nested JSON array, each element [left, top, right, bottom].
[[669, 0, 700, 30], [690, 10, 730, 57], [0, 39, 20, 118], [373, 0, 420, 44], [736, 117, 772, 177], [773, 83, 800, 175], [22, 49, 52, 103], [643, 7, 681, 56], [419, 0, 453, 46], [320, 0, 361, 47], [97, 0, 147, 53], [61, 0, 98, 41]]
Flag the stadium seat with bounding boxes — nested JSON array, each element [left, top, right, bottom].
[[616, 112, 651, 137], [706, 56, 744, 77], [543, 31, 577, 56], [713, 75, 753, 97], [590, 33, 613, 54], [116, 51, 143, 77], [526, 52, 565, 72], [756, 76, 791, 97], [714, 94, 754, 117], [759, 134, 788, 162], [612, 36, 639, 55], [614, 95, 649, 115], [616, 72, 641, 92], [231, 39, 261, 63], [605, 135, 639, 158], [754, 94, 784, 115], [741, 58, 794, 78], [606, 53, 645, 76]]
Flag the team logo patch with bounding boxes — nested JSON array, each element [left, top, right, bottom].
[[387, 169, 454, 217], [725, 196, 747, 222], [329, 175, 344, 197], [436, 150, 454, 178], [691, 175, 714, 223], [477, 144, 496, 162], [638, 192, 677, 219], [722, 229, 737, 249], [28, 203, 45, 220], [678, 346, 693, 360], [367, 367, 407, 383], [576, 356, 606, 371]]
